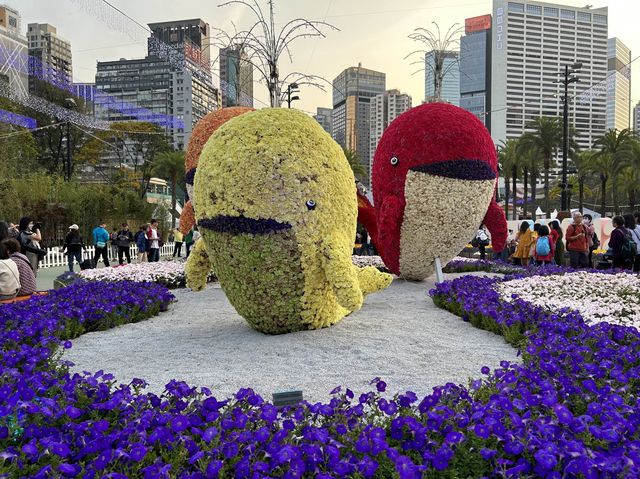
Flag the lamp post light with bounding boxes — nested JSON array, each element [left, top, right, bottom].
[[285, 82, 300, 108], [559, 62, 581, 211], [63, 98, 77, 182]]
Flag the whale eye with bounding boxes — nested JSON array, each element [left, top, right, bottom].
[[390, 156, 399, 166], [306, 200, 316, 210]]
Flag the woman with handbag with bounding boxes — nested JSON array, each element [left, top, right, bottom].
[[17, 217, 46, 274]]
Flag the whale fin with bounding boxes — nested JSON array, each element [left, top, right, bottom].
[[356, 266, 392, 296], [357, 191, 378, 245], [377, 195, 404, 275], [185, 238, 211, 292], [320, 237, 363, 312], [483, 198, 508, 252]]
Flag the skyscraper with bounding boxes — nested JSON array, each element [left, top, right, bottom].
[[425, 50, 459, 105], [219, 45, 253, 107], [606, 37, 631, 132], [459, 14, 492, 130], [332, 64, 386, 186], [0, 5, 27, 96], [634, 101, 640, 135], [148, 19, 219, 150], [27, 23, 72, 93], [370, 89, 412, 178], [313, 107, 333, 136], [491, 1, 608, 153]]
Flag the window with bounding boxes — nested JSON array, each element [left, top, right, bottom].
[[593, 14, 607, 24], [577, 12, 591, 22], [527, 4, 542, 15], [544, 7, 558, 17], [508, 2, 524, 13], [560, 9, 575, 20]]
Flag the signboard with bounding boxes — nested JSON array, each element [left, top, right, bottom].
[[466, 14, 492, 34]]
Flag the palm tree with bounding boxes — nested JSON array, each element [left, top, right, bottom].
[[571, 150, 595, 213], [588, 152, 619, 217], [498, 139, 519, 219], [592, 128, 634, 215], [151, 151, 185, 228], [518, 117, 562, 215], [343, 148, 367, 182], [617, 138, 640, 212]]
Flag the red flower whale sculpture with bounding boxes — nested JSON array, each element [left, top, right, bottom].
[[358, 102, 508, 280]]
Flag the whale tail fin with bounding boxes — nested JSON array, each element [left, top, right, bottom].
[[483, 198, 508, 252], [357, 191, 379, 246]]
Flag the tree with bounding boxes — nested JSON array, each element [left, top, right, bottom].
[[498, 139, 520, 220], [571, 150, 595, 213], [617, 137, 640, 213], [75, 121, 172, 196], [518, 117, 562, 215], [592, 128, 634, 215], [406, 22, 463, 102], [217, 0, 337, 107], [151, 151, 185, 228], [25, 79, 88, 177], [343, 148, 366, 182]]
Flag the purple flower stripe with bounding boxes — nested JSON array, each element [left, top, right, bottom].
[[198, 215, 291, 235]]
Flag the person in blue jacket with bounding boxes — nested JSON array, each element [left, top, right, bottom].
[[135, 224, 148, 262], [92, 221, 110, 267]]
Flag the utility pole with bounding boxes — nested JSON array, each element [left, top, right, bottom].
[[286, 82, 299, 108], [558, 63, 581, 211]]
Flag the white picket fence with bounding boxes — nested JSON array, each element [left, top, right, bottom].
[[40, 242, 180, 268]]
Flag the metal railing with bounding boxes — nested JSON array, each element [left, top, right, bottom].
[[39, 242, 181, 268]]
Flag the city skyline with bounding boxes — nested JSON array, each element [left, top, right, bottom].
[[10, 0, 640, 119]]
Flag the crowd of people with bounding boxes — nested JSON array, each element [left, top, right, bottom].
[[496, 212, 640, 271]]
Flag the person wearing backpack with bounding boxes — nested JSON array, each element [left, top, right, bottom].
[[533, 225, 556, 266], [566, 212, 589, 269], [609, 216, 635, 270]]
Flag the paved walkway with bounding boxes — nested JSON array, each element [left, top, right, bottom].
[[63, 273, 518, 403]]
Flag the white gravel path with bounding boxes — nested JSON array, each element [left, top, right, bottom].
[[64, 273, 518, 403]]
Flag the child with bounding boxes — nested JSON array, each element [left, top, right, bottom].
[[534, 225, 556, 266]]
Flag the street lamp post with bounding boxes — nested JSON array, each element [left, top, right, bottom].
[[285, 82, 300, 108], [63, 98, 77, 182], [559, 62, 581, 211]]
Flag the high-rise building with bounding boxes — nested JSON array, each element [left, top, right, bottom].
[[425, 51, 459, 105], [606, 37, 631, 132], [219, 45, 253, 107], [96, 19, 219, 151], [370, 89, 412, 176], [459, 14, 492, 130], [491, 1, 608, 153], [0, 5, 27, 96], [634, 101, 640, 135], [72, 82, 95, 116], [313, 107, 333, 136], [332, 64, 386, 186], [27, 23, 72, 93]]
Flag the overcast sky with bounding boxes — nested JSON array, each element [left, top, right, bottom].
[[13, 0, 640, 116]]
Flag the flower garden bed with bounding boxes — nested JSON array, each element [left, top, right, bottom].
[[443, 256, 524, 275], [3, 268, 639, 477], [76, 261, 217, 289]]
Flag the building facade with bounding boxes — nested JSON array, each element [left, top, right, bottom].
[[491, 0, 608, 154], [96, 19, 219, 151], [459, 14, 492, 130], [219, 45, 253, 108], [606, 37, 631, 132], [634, 101, 640, 135], [425, 50, 459, 105], [27, 23, 72, 93], [332, 64, 386, 186], [313, 107, 333, 136], [369, 89, 412, 178], [0, 5, 27, 97]]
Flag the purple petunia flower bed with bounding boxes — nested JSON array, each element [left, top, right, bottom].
[[1, 271, 639, 477]]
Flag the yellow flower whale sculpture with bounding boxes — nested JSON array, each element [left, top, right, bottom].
[[186, 108, 392, 334]]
